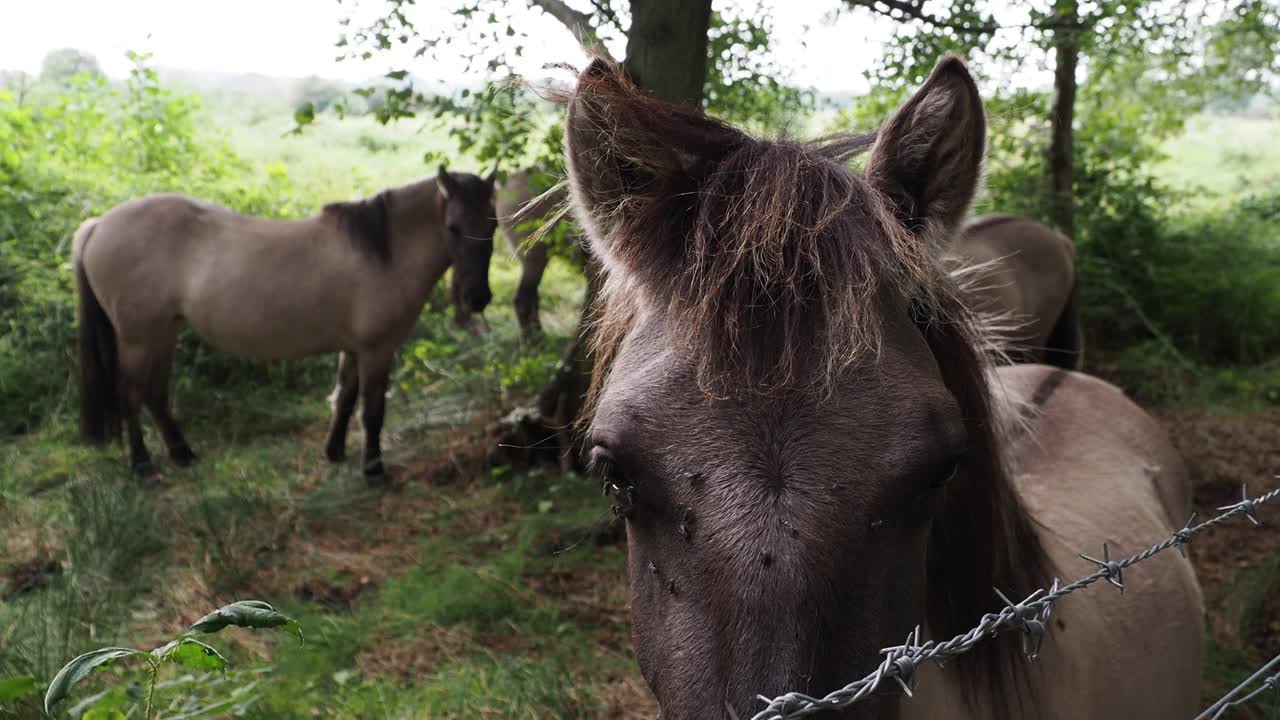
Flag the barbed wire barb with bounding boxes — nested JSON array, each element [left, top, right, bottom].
[[1217, 481, 1262, 526], [1174, 513, 1198, 557], [1079, 542, 1125, 592]]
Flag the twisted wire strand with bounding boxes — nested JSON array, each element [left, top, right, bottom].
[[1196, 652, 1280, 720], [750, 484, 1279, 720]]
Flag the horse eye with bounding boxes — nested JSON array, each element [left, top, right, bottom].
[[447, 224, 461, 236], [590, 446, 636, 516]]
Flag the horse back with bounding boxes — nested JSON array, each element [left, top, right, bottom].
[[957, 215, 1074, 286], [77, 194, 373, 358], [953, 216, 1076, 356]]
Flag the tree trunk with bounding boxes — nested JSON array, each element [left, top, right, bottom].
[[1048, 0, 1080, 240], [624, 0, 714, 106], [492, 0, 713, 470]]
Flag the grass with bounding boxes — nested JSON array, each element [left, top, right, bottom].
[[0, 199, 612, 717], [219, 111, 459, 202], [2, 91, 1278, 719]]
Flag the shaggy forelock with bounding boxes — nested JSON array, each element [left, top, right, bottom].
[[545, 58, 997, 406], [592, 132, 948, 398]]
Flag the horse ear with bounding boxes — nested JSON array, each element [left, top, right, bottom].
[[865, 54, 985, 254], [437, 165, 460, 201], [563, 59, 743, 273], [485, 164, 498, 188]]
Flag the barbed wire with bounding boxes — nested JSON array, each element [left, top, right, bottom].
[[749, 482, 1280, 720], [1195, 652, 1280, 720]]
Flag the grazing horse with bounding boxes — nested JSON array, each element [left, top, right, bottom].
[[948, 214, 1082, 369], [450, 168, 572, 334], [562, 58, 1202, 719], [74, 167, 497, 483]]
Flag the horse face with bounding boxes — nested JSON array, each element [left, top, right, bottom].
[[564, 56, 988, 719], [438, 167, 497, 313], [589, 309, 964, 719]]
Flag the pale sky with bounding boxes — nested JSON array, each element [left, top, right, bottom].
[[0, 0, 904, 94]]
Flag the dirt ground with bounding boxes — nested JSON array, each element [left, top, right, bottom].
[[1163, 411, 1280, 664]]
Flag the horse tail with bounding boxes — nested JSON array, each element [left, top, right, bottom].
[[74, 220, 121, 444], [1043, 283, 1083, 370]]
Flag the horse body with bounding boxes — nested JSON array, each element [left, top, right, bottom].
[[77, 194, 435, 361], [558, 57, 1203, 719], [75, 169, 497, 481], [950, 214, 1082, 368], [904, 365, 1202, 720]]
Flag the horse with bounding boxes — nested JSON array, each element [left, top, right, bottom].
[[560, 57, 1203, 719], [448, 167, 572, 334], [74, 166, 498, 483], [947, 214, 1082, 369]]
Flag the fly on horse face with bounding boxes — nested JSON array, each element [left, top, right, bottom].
[[948, 214, 1082, 369], [563, 58, 1203, 719], [74, 166, 498, 484]]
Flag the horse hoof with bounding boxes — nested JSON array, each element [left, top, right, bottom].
[[363, 460, 387, 487], [325, 445, 346, 463], [132, 461, 157, 479], [172, 447, 197, 467]]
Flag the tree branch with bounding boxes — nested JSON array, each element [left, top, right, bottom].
[[529, 0, 618, 63], [850, 0, 1000, 34], [846, 0, 1087, 35]]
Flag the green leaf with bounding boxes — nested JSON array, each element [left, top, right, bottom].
[[184, 600, 304, 643], [0, 675, 36, 701], [292, 102, 315, 128], [385, 70, 408, 81], [44, 648, 148, 713], [160, 638, 228, 673]]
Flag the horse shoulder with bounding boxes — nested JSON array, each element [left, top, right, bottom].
[[973, 365, 1204, 718]]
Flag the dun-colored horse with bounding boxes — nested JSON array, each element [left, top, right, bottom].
[[562, 58, 1202, 719], [949, 214, 1082, 368], [75, 167, 497, 483]]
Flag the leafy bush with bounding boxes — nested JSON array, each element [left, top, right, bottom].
[[976, 90, 1280, 370]]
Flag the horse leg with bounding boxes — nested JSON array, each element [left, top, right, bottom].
[[116, 341, 154, 477], [144, 342, 196, 466], [357, 347, 394, 485], [324, 351, 360, 462], [514, 243, 548, 335]]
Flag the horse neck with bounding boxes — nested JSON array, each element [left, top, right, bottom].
[[386, 199, 453, 304]]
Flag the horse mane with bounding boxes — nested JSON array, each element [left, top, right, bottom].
[[566, 62, 1051, 712], [324, 190, 393, 263]]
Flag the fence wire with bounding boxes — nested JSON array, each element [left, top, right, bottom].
[[750, 482, 1280, 720], [1195, 652, 1280, 720]]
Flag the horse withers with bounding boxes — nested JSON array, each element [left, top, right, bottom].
[[949, 214, 1083, 369], [74, 166, 497, 483], [562, 58, 1202, 719]]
